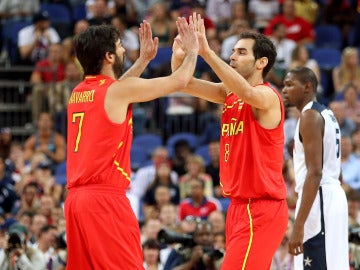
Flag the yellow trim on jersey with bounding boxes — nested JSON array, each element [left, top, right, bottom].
[[242, 199, 254, 270], [113, 160, 131, 182], [220, 182, 231, 196]]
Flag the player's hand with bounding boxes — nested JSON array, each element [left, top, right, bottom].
[[172, 35, 185, 60], [170, 35, 185, 71], [138, 20, 158, 62], [176, 16, 199, 55], [288, 223, 304, 256], [189, 12, 210, 57]]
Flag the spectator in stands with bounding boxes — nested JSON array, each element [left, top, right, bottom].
[[32, 162, 63, 206], [191, 1, 216, 39], [38, 195, 56, 226], [163, 220, 222, 270], [23, 112, 66, 171], [217, 2, 249, 42], [178, 177, 221, 221], [62, 19, 90, 63], [0, 156, 18, 215], [147, 1, 177, 47], [17, 210, 34, 232], [30, 43, 66, 123], [0, 0, 39, 63], [130, 147, 178, 201], [170, 139, 194, 177], [48, 60, 83, 136], [87, 0, 112, 25], [341, 135, 360, 193], [159, 203, 180, 232], [18, 10, 61, 65], [264, 0, 315, 47], [30, 42, 66, 84], [0, 0, 39, 22], [288, 44, 321, 93], [179, 154, 213, 199], [248, 0, 279, 33], [267, 23, 297, 87], [0, 223, 46, 269], [28, 213, 47, 246], [111, 15, 139, 70], [85, 0, 115, 20], [207, 210, 225, 234], [143, 161, 180, 206], [204, 140, 221, 198], [12, 182, 41, 216], [352, 128, 360, 159], [140, 217, 163, 244], [142, 238, 164, 270], [205, 0, 239, 31], [113, 0, 138, 28], [220, 19, 250, 61], [338, 83, 360, 127], [5, 141, 27, 184], [170, 0, 197, 21], [332, 47, 360, 94], [346, 187, 360, 227], [143, 185, 173, 221], [36, 224, 61, 269], [329, 100, 356, 137], [0, 127, 12, 160]]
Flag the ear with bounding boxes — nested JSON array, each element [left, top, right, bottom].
[[104, 52, 114, 63], [256, 57, 268, 70]]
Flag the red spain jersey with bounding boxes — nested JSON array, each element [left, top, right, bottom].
[[219, 83, 286, 200], [67, 75, 133, 189]]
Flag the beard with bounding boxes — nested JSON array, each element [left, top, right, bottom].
[[112, 54, 124, 79]]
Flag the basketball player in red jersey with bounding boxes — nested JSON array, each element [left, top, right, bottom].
[[65, 19, 199, 269], [172, 13, 288, 269]]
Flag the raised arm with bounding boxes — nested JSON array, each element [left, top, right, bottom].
[[120, 20, 159, 79], [171, 35, 227, 104], [105, 15, 199, 122], [190, 13, 279, 112]]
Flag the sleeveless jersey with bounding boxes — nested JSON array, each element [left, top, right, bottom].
[[219, 83, 286, 200], [293, 101, 341, 193], [67, 75, 133, 189]]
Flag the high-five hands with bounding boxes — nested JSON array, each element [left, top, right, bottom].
[[189, 12, 210, 57], [138, 20, 159, 62], [175, 15, 199, 55]]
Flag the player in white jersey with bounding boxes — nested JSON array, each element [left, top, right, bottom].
[[282, 67, 349, 270]]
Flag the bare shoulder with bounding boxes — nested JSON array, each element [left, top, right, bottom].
[[299, 109, 324, 133]]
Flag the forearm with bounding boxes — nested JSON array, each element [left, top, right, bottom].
[[171, 54, 226, 103], [120, 57, 150, 79], [295, 174, 321, 226], [170, 52, 198, 88], [201, 49, 251, 99]]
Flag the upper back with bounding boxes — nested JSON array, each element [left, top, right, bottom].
[[67, 75, 133, 189]]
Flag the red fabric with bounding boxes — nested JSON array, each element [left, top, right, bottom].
[[219, 83, 287, 200], [221, 198, 288, 269], [178, 198, 220, 220], [67, 75, 133, 189], [65, 185, 144, 270], [264, 15, 315, 42], [33, 60, 65, 83]]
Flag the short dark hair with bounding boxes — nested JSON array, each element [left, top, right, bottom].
[[74, 25, 120, 75], [239, 32, 277, 78], [287, 67, 318, 93]]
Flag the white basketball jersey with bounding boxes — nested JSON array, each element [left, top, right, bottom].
[[293, 101, 341, 193]]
